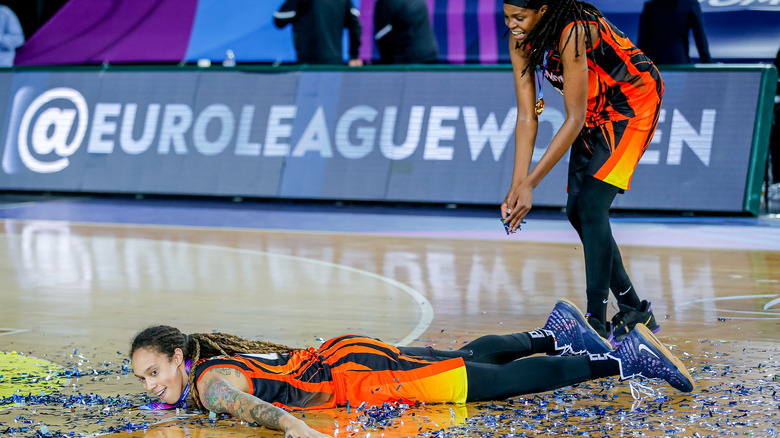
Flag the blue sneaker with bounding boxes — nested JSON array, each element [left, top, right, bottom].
[[607, 324, 694, 392], [543, 300, 613, 356]]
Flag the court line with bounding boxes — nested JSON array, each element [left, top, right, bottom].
[[674, 294, 780, 319], [195, 243, 434, 347], [0, 223, 434, 346], [0, 328, 30, 336]]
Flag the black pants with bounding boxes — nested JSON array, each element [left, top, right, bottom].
[[566, 176, 637, 321], [398, 332, 605, 402]]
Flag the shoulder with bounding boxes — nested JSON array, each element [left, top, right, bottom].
[[196, 361, 251, 393], [558, 20, 592, 53], [199, 364, 246, 380]]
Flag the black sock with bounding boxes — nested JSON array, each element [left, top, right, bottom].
[[524, 330, 556, 354], [586, 288, 609, 324], [588, 354, 621, 378], [613, 282, 641, 310]]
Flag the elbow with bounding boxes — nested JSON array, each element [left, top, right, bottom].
[[567, 112, 586, 128]]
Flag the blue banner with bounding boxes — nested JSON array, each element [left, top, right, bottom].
[[0, 66, 769, 213]]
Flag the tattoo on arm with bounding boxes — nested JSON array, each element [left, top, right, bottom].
[[213, 367, 243, 378], [200, 375, 288, 431]]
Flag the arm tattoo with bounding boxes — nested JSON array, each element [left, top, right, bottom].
[[201, 375, 288, 431], [213, 367, 242, 378]]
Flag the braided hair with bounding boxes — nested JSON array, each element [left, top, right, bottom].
[[506, 0, 604, 76], [130, 325, 294, 411]]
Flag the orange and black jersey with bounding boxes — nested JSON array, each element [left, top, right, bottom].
[[194, 347, 336, 410], [193, 334, 467, 411], [543, 13, 664, 126]]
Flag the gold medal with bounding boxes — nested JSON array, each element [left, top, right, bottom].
[[534, 97, 545, 115]]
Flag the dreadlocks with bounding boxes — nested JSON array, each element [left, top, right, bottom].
[[130, 325, 294, 411], [506, 0, 604, 76]]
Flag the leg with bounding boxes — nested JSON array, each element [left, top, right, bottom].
[[465, 324, 695, 402], [608, 239, 641, 309], [574, 177, 621, 326], [464, 355, 617, 401], [400, 299, 614, 363], [569, 190, 640, 310], [566, 133, 615, 334], [398, 331, 555, 364], [575, 103, 662, 341]]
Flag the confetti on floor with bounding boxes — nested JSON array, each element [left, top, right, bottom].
[[0, 339, 777, 438]]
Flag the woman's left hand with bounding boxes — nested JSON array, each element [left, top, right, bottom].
[[504, 183, 533, 233]]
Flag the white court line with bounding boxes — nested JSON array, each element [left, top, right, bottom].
[[675, 294, 780, 319], [0, 328, 29, 336], [196, 243, 433, 347]]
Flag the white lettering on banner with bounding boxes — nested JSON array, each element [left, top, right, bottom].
[[120, 103, 160, 155], [463, 106, 517, 161], [17, 87, 88, 173], [264, 105, 296, 157], [423, 106, 459, 160], [193, 104, 234, 156], [336, 105, 377, 159], [380, 106, 425, 160], [158, 104, 192, 154], [292, 106, 333, 157], [88, 103, 121, 153], [667, 109, 716, 166], [235, 105, 260, 156], [4, 86, 720, 174], [32, 108, 77, 154]]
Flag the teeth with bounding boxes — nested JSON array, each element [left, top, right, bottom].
[[157, 389, 165, 397]]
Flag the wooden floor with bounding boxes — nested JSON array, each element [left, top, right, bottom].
[[0, 195, 778, 437]]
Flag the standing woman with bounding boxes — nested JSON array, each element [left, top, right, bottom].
[[500, 0, 663, 342]]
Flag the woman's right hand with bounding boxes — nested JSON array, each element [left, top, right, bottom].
[[502, 182, 534, 233]]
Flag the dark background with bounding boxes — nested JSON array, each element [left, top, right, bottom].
[[1, 0, 67, 41]]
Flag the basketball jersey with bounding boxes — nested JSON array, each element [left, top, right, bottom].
[[193, 334, 467, 411], [543, 13, 664, 126], [194, 348, 337, 410]]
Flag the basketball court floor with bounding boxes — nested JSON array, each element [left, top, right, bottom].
[[0, 193, 778, 437]]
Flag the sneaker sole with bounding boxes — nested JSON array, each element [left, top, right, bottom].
[[633, 324, 695, 392], [557, 299, 613, 354]]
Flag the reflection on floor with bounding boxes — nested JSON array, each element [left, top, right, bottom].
[[0, 193, 778, 437]]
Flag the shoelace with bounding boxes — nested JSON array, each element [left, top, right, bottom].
[[628, 379, 657, 401]]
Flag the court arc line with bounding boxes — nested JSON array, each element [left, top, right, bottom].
[[2, 222, 433, 346], [674, 294, 780, 318], [764, 297, 780, 310], [675, 294, 778, 306], [194, 243, 434, 347]]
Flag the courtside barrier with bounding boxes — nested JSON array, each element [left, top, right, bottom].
[[0, 63, 775, 215]]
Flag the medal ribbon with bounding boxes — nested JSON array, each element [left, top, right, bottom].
[[534, 47, 551, 115]]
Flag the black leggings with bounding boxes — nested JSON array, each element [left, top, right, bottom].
[[398, 332, 606, 402], [566, 177, 633, 319]]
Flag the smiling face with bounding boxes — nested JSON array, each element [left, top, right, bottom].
[[504, 4, 548, 42], [132, 346, 187, 404]]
